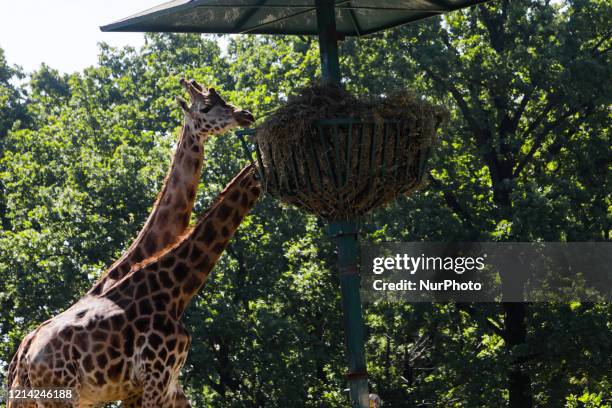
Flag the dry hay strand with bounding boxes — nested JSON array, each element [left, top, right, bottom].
[[255, 84, 448, 220]]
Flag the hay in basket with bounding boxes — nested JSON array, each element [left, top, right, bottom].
[[253, 84, 447, 220]]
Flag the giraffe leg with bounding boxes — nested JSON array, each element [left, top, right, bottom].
[[121, 394, 143, 408], [31, 388, 83, 408], [27, 358, 82, 408], [33, 395, 84, 408], [7, 344, 37, 408], [139, 372, 173, 408], [170, 382, 191, 408], [34, 403, 68, 408], [7, 365, 37, 408], [137, 373, 190, 408], [7, 397, 38, 408]]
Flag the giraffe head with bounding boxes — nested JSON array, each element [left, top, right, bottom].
[[176, 78, 255, 136]]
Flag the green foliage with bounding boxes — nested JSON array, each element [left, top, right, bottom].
[[0, 0, 610, 406]]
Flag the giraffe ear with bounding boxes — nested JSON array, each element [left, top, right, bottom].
[[176, 96, 190, 114]]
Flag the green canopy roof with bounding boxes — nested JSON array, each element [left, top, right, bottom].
[[101, 0, 488, 36]]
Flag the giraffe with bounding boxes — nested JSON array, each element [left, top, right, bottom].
[[90, 77, 255, 295], [6, 77, 253, 395], [7, 163, 261, 407], [6, 79, 256, 407]]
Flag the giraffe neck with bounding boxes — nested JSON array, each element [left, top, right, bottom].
[[103, 164, 261, 319], [89, 122, 207, 295]]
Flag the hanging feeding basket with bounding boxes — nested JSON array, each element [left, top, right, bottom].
[[238, 85, 447, 220]]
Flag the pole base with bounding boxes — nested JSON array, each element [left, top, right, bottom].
[[350, 378, 370, 408], [327, 220, 369, 408]]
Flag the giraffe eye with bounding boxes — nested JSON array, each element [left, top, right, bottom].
[[200, 106, 212, 113]]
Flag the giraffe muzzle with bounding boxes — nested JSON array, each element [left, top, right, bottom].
[[235, 110, 255, 127]]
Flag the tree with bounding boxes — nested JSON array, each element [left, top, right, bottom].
[[341, 0, 611, 406], [0, 48, 30, 231], [0, 1, 610, 405]]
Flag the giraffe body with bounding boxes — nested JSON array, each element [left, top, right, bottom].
[[7, 81, 258, 408], [11, 294, 191, 406]]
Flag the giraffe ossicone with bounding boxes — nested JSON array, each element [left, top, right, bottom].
[[7, 80, 259, 407]]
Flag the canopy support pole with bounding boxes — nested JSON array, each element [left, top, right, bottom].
[[315, 0, 341, 85], [316, 2, 369, 407], [327, 221, 369, 408]]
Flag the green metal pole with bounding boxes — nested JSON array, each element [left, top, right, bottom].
[[315, 3, 368, 406], [315, 0, 341, 85], [327, 221, 369, 408]]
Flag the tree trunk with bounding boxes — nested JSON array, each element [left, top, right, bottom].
[[492, 163, 532, 408], [503, 302, 532, 408]]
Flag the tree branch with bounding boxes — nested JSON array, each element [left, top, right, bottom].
[[205, 376, 225, 396], [511, 87, 535, 133], [423, 66, 482, 135], [589, 30, 612, 56], [428, 173, 479, 239], [513, 104, 587, 177], [456, 303, 504, 337], [520, 97, 559, 141], [479, 1, 508, 54], [439, 30, 491, 127]]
